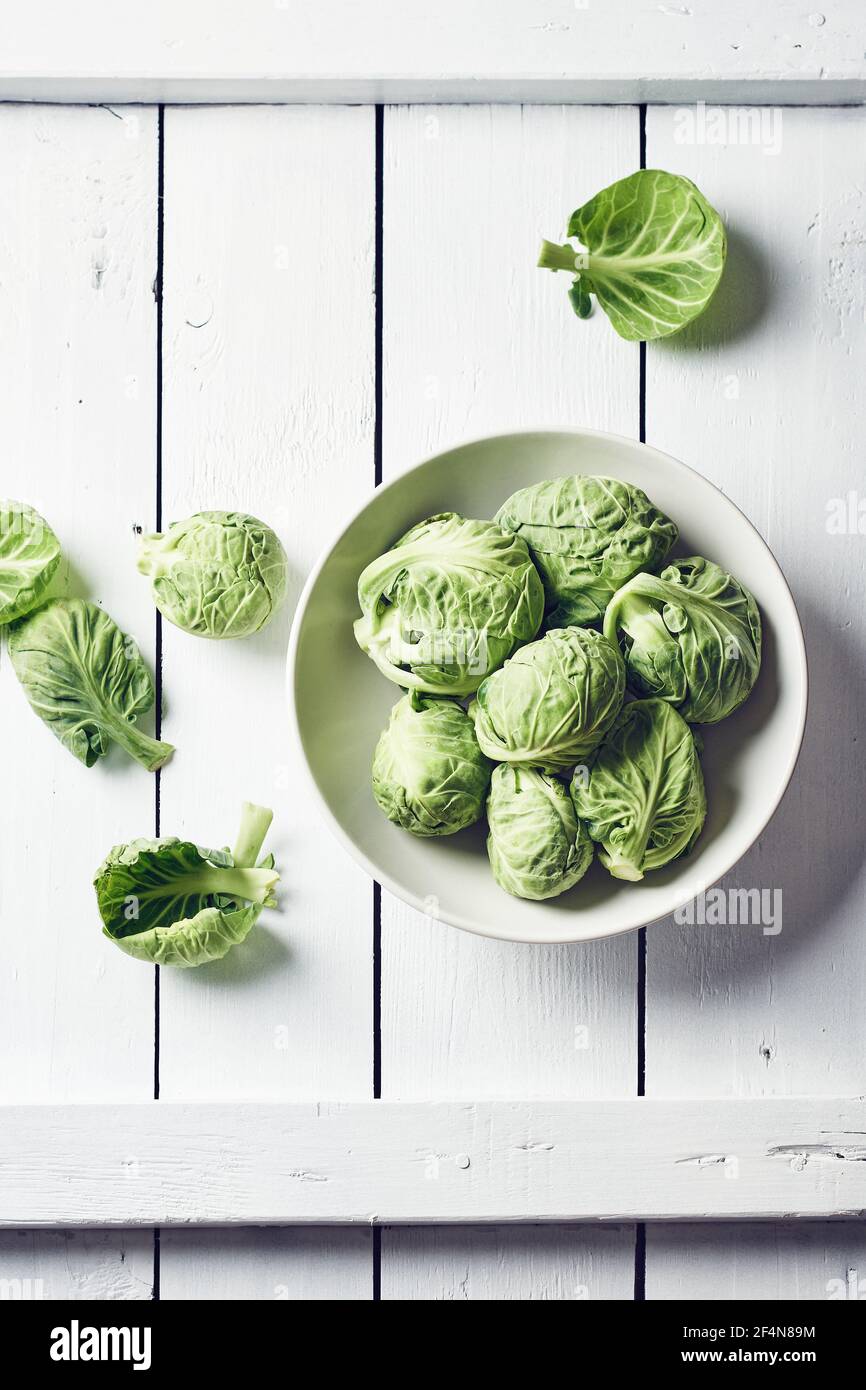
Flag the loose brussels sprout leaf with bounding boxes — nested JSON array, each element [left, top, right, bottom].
[[495, 475, 677, 626], [355, 512, 544, 696], [0, 501, 61, 624], [138, 511, 288, 639], [571, 698, 706, 882], [604, 556, 761, 724], [373, 691, 492, 837], [469, 627, 625, 772], [96, 802, 279, 968], [487, 763, 593, 901], [8, 598, 174, 770], [538, 169, 726, 341]]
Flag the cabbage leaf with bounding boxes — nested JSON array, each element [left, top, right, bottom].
[[96, 802, 278, 967], [8, 598, 174, 770], [539, 169, 726, 341]]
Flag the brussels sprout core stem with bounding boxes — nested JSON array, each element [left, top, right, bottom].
[[540, 240, 695, 278], [537, 239, 583, 274], [232, 801, 275, 869], [136, 865, 277, 905], [108, 718, 175, 771], [601, 850, 644, 883], [612, 595, 673, 660]]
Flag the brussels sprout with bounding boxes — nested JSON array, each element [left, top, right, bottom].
[[603, 556, 761, 724], [487, 763, 593, 901], [495, 475, 677, 627], [372, 691, 492, 836], [469, 626, 625, 772], [138, 511, 288, 639], [355, 512, 544, 696], [8, 598, 174, 770], [571, 698, 706, 881], [96, 802, 278, 967], [0, 501, 61, 624]]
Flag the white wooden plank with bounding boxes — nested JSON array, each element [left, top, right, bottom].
[[647, 1223, 866, 1301], [159, 104, 375, 1100], [5, 1099, 866, 1226], [643, 108, 866, 1292], [159, 1229, 372, 1301], [158, 105, 375, 1298], [0, 1230, 154, 1301], [2, 1, 864, 104], [381, 105, 639, 1297], [383, 1225, 634, 1300], [0, 104, 158, 1297]]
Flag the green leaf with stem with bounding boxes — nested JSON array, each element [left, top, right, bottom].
[[538, 169, 726, 341], [96, 802, 279, 968], [8, 598, 174, 770]]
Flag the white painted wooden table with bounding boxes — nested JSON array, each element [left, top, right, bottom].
[[1, 2, 865, 1301]]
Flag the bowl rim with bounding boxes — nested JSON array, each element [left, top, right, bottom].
[[286, 426, 809, 945]]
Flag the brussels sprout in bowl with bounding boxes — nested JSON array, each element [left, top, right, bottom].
[[288, 429, 807, 945]]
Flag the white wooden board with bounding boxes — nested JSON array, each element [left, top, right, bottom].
[[382, 1225, 634, 1301], [158, 105, 377, 1297], [159, 1228, 373, 1301], [0, 1231, 154, 1301], [642, 107, 866, 1294], [6, 1099, 866, 1226], [1, 90, 863, 1303], [0, 103, 158, 1297], [380, 103, 639, 1298], [647, 1223, 866, 1301], [1, 1, 864, 104]]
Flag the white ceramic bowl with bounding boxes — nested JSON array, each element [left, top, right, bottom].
[[287, 430, 807, 944]]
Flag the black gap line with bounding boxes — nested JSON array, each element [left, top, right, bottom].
[[634, 1224, 646, 1301], [372, 1227, 382, 1300], [152, 101, 165, 1303], [638, 100, 647, 178], [152, 1228, 161, 1301], [638, 343, 647, 448], [373, 882, 382, 1100], [372, 104, 384, 1304], [372, 106, 383, 1102], [153, 102, 165, 1096], [634, 99, 648, 1305]]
